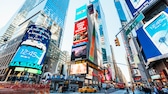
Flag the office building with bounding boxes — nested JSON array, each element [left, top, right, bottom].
[[125, 0, 168, 86], [0, 0, 69, 82]]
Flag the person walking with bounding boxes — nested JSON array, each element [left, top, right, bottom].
[[131, 85, 135, 94], [58, 86, 63, 93], [126, 87, 129, 94], [153, 85, 159, 94]]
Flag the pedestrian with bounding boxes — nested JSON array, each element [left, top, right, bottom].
[[153, 85, 159, 94], [58, 86, 63, 93], [131, 85, 135, 94], [126, 87, 129, 94]]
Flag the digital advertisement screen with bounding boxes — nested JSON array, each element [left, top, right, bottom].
[[75, 4, 87, 22], [102, 48, 107, 62], [125, 0, 156, 17], [73, 18, 88, 45], [105, 67, 112, 81], [23, 24, 51, 48], [14, 67, 42, 74], [70, 63, 87, 75], [9, 45, 43, 70], [89, 26, 95, 62], [134, 76, 141, 82], [71, 45, 87, 61], [143, 11, 168, 55], [86, 67, 93, 79]]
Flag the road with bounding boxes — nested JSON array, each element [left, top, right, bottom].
[[109, 89, 146, 94], [50, 89, 146, 94]]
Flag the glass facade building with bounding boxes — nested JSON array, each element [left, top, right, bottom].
[[0, 0, 69, 48], [0, 0, 70, 82]]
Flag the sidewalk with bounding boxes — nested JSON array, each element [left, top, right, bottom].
[[126, 89, 156, 94], [126, 89, 145, 94]]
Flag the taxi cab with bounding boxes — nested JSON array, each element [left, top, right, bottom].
[[78, 86, 97, 93]]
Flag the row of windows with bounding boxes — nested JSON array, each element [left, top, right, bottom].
[[0, 69, 6, 75], [0, 42, 20, 57], [0, 54, 13, 67]]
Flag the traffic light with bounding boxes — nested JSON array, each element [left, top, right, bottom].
[[115, 37, 120, 46]]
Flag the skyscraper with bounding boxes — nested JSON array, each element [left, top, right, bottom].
[[91, 0, 116, 81], [0, 0, 69, 82], [0, 0, 69, 48]]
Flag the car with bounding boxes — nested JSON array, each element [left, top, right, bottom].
[[78, 86, 97, 93]]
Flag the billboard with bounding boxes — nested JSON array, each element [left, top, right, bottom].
[[86, 67, 93, 79], [143, 11, 168, 55], [71, 45, 87, 61], [105, 67, 112, 81], [75, 4, 87, 22], [89, 26, 95, 62], [9, 24, 51, 71], [73, 18, 88, 46], [70, 63, 87, 75], [23, 25, 51, 48], [136, 9, 168, 61], [125, 0, 157, 17], [88, 4, 94, 14], [9, 45, 43, 70]]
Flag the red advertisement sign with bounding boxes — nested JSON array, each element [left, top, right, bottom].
[[73, 18, 88, 45]]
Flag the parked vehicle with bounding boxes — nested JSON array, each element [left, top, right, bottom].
[[78, 86, 97, 93]]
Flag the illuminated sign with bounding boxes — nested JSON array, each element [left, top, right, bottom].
[[70, 63, 87, 74], [73, 18, 88, 45], [75, 4, 87, 22], [88, 4, 94, 14], [71, 45, 87, 61], [143, 11, 168, 55], [23, 25, 51, 47], [89, 26, 95, 62], [86, 67, 93, 79], [9, 45, 43, 70], [125, 0, 157, 17], [14, 67, 42, 74]]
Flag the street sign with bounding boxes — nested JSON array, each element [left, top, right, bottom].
[[125, 13, 145, 35]]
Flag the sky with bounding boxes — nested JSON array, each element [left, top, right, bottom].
[[0, 0, 131, 82]]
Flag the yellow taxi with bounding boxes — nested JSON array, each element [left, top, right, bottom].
[[78, 86, 97, 93]]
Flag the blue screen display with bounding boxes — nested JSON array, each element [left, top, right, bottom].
[[9, 45, 43, 70]]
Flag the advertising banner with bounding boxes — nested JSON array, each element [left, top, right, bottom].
[[70, 63, 87, 75], [71, 44, 87, 61], [86, 67, 93, 79], [88, 4, 94, 14], [143, 11, 168, 55], [75, 4, 87, 22], [134, 76, 142, 82], [105, 67, 112, 81], [9, 45, 43, 70], [125, 0, 157, 17], [23, 25, 51, 47], [73, 18, 88, 46], [9, 24, 51, 71], [89, 26, 95, 62]]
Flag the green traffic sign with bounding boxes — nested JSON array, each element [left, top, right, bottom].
[[125, 13, 145, 35]]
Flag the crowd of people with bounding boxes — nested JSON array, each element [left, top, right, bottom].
[[128, 84, 168, 94]]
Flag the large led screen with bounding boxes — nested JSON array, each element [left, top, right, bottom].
[[9, 45, 43, 70], [70, 63, 87, 75], [73, 18, 88, 46], [23, 24, 51, 48], [89, 26, 95, 62], [143, 11, 168, 55], [71, 45, 87, 61], [75, 4, 87, 22], [86, 67, 93, 79], [125, 0, 157, 17], [105, 67, 112, 81]]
